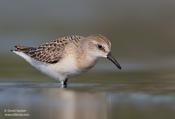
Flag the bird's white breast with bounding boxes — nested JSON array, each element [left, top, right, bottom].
[[49, 54, 80, 77]]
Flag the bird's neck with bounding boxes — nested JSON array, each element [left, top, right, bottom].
[[75, 49, 98, 71]]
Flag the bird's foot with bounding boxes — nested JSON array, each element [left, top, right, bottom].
[[61, 83, 67, 88], [60, 79, 68, 88]]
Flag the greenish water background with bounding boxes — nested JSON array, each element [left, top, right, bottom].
[[0, 0, 175, 119]]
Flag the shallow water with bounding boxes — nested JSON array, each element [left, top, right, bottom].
[[0, 69, 175, 119]]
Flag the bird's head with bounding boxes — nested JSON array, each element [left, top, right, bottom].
[[82, 34, 121, 70]]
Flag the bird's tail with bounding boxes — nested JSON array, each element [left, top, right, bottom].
[[11, 45, 35, 52]]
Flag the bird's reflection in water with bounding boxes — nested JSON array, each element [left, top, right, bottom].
[[35, 89, 107, 119]]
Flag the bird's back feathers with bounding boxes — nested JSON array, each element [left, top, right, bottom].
[[12, 35, 83, 64]]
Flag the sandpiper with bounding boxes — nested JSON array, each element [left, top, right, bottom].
[[11, 34, 121, 88]]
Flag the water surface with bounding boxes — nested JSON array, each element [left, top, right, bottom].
[[0, 67, 175, 119]]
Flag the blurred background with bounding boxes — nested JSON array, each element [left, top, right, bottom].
[[0, 0, 175, 119]]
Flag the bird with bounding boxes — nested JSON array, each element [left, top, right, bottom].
[[11, 34, 121, 88]]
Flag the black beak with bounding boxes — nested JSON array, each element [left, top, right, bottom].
[[107, 52, 122, 70]]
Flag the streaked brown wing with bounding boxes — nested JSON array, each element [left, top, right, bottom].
[[15, 35, 82, 64], [27, 39, 69, 63]]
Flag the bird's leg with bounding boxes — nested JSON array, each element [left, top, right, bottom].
[[60, 78, 68, 88]]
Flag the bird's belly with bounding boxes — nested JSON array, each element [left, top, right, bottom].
[[49, 56, 81, 76]]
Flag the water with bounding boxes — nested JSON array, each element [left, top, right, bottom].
[[0, 63, 175, 119]]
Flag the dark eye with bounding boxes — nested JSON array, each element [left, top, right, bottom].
[[97, 44, 103, 49]]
